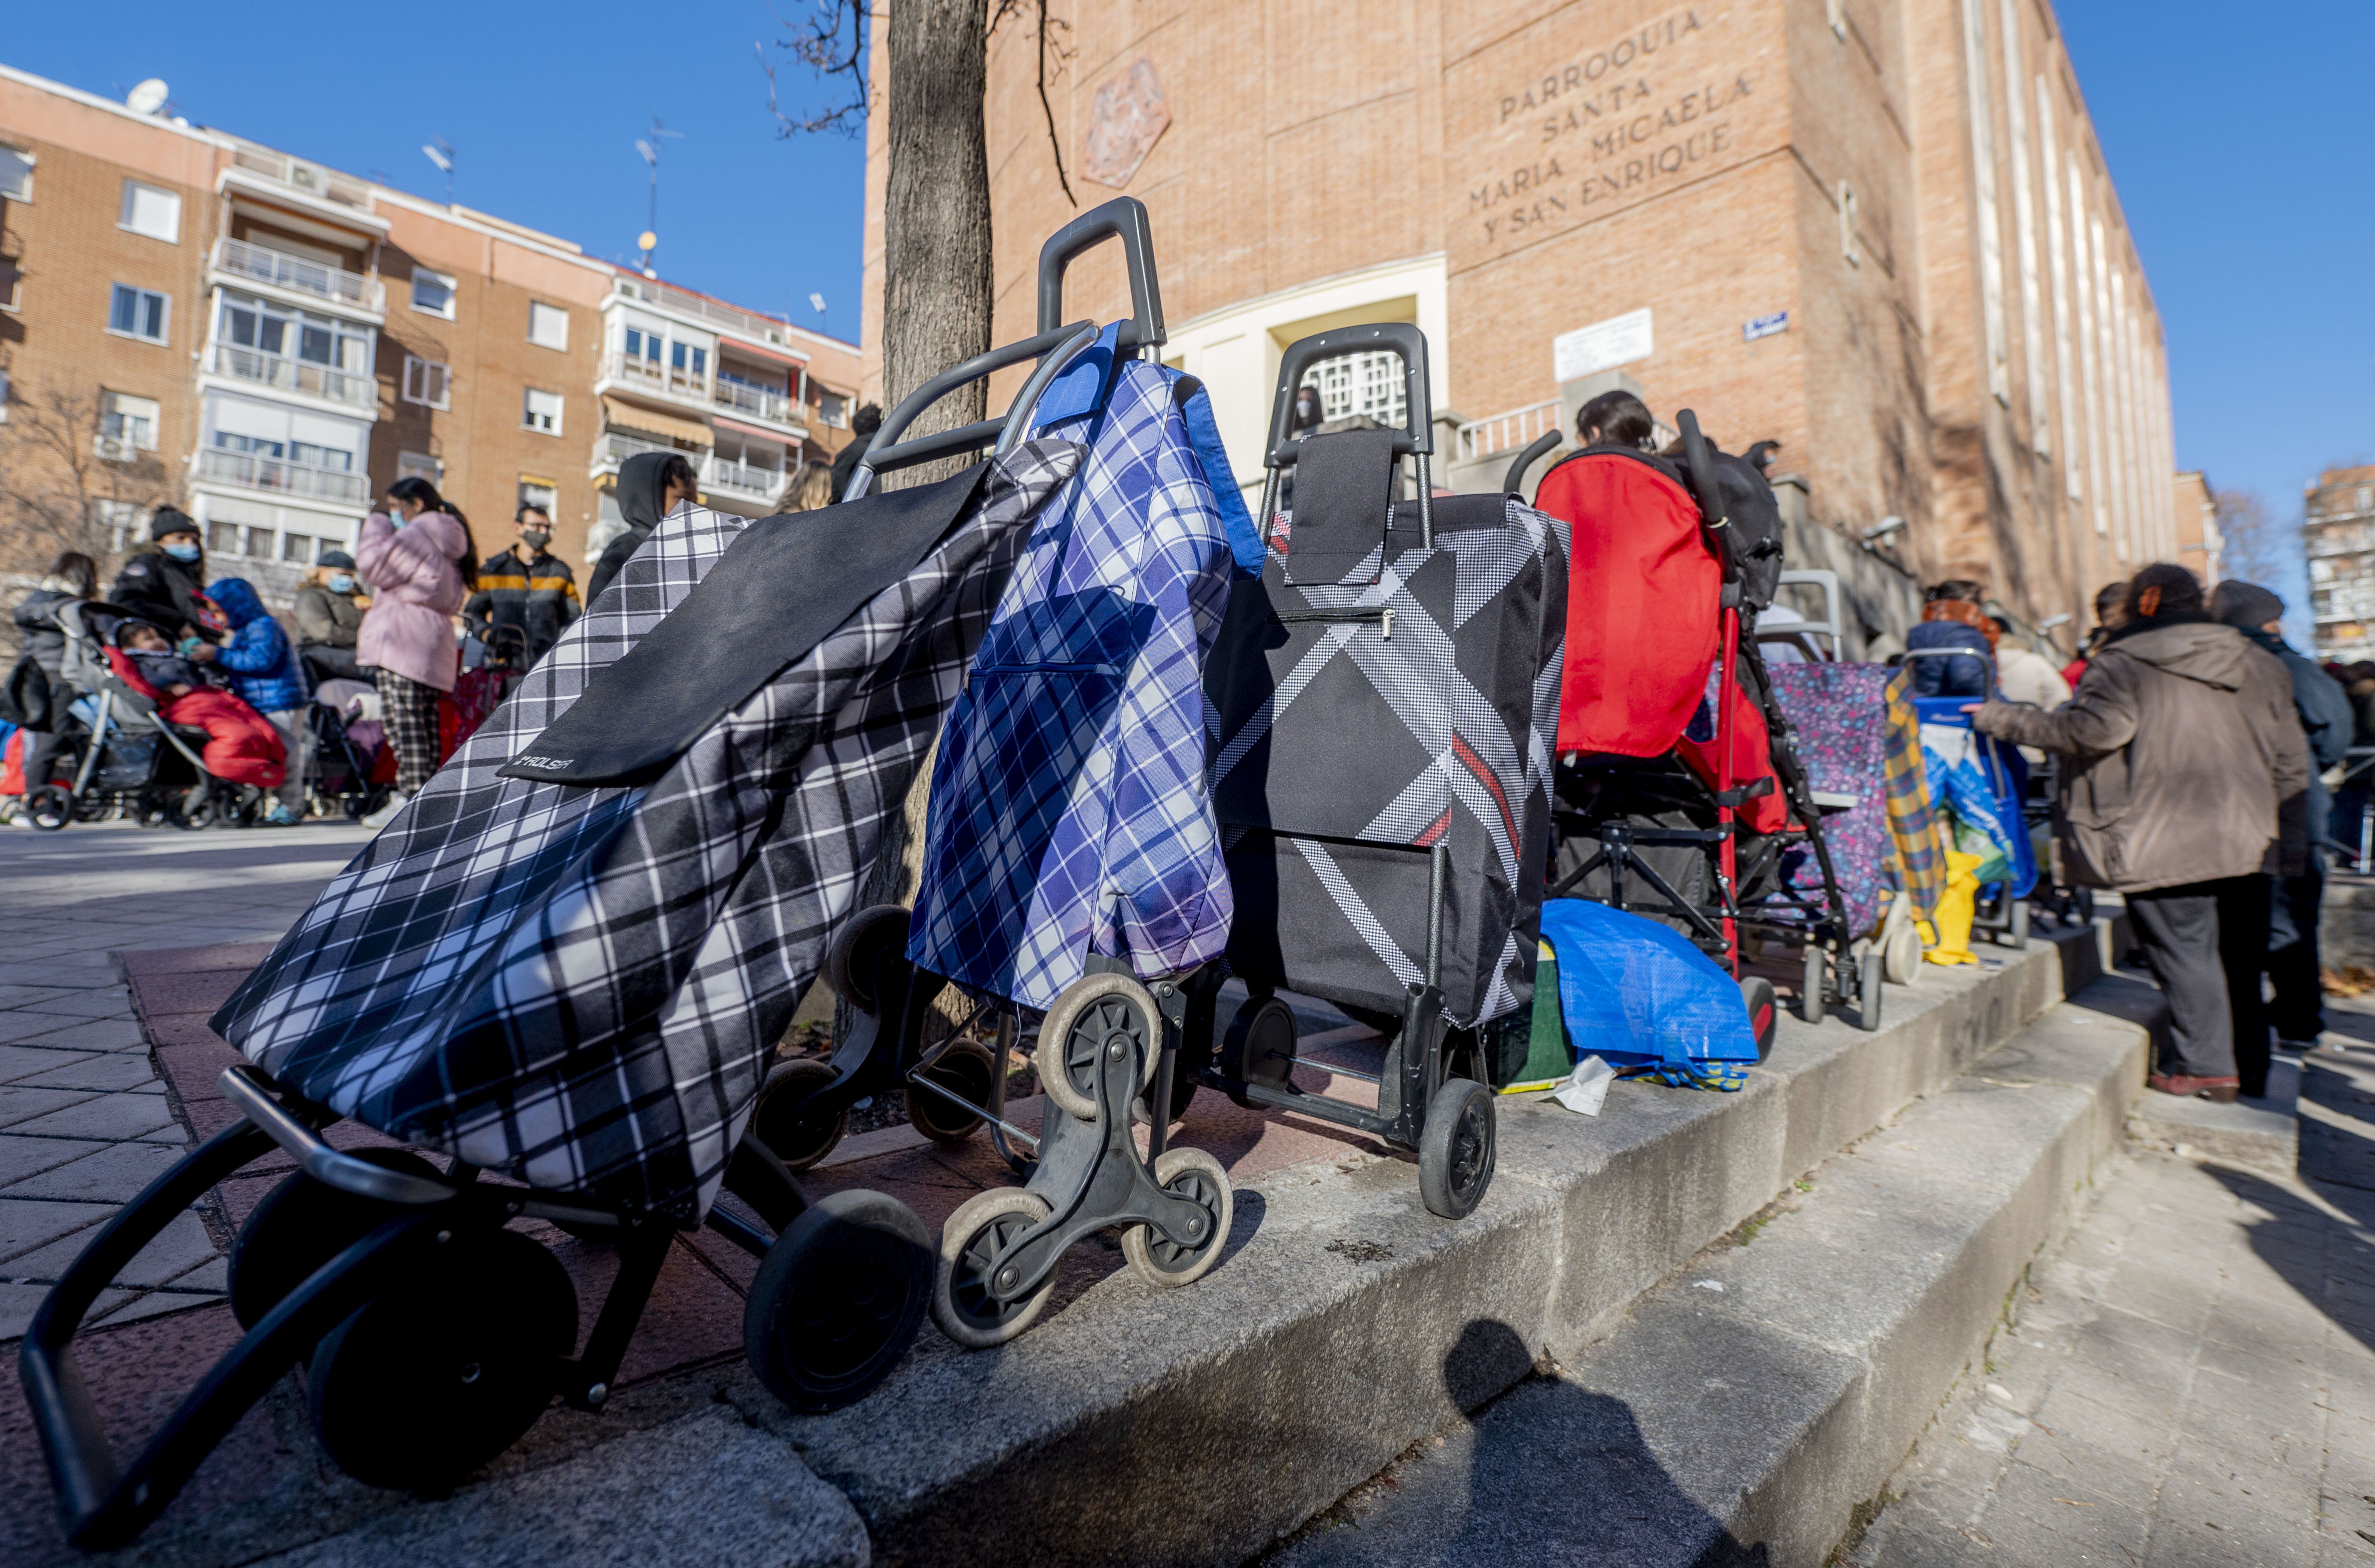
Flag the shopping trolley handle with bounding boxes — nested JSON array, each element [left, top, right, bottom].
[[1037, 196, 1165, 354], [1266, 322, 1435, 467], [845, 320, 1100, 501]]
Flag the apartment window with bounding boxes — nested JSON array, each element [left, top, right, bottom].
[[109, 284, 170, 344], [118, 181, 181, 243], [522, 387, 563, 435], [281, 532, 316, 563], [208, 519, 239, 554], [93, 499, 141, 553], [0, 144, 31, 201], [1839, 182, 1861, 268], [518, 477, 558, 514], [214, 430, 283, 459], [243, 526, 275, 559], [623, 327, 661, 366], [818, 392, 849, 429], [101, 391, 160, 450], [0, 368, 9, 423], [0, 255, 21, 312], [402, 354, 452, 409], [527, 302, 569, 351], [411, 267, 456, 318], [396, 450, 444, 484], [220, 293, 368, 370], [291, 440, 354, 471], [670, 342, 708, 379]]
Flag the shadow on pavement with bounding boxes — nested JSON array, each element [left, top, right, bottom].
[[1267, 1320, 1768, 1566]]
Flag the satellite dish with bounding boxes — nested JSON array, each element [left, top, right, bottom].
[[125, 79, 168, 116]]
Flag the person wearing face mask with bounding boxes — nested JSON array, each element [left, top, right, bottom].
[[293, 550, 368, 687], [464, 503, 581, 668], [356, 477, 477, 826], [110, 508, 224, 644]]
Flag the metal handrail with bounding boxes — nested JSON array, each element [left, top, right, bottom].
[[205, 344, 375, 409], [212, 237, 381, 311], [196, 448, 368, 504]]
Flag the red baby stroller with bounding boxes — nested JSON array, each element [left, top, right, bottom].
[[1536, 412, 1878, 1052]]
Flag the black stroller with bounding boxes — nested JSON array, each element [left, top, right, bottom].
[[1190, 324, 1570, 1220], [20, 600, 256, 831], [1536, 414, 1878, 1047], [19, 330, 1095, 1544]]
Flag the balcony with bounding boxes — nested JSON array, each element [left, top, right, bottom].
[[705, 456, 786, 504], [600, 351, 711, 410], [713, 375, 796, 425], [212, 237, 382, 314], [197, 447, 369, 506], [592, 429, 681, 471], [205, 343, 377, 410], [612, 275, 797, 349]]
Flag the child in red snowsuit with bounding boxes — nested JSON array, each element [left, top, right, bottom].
[[114, 624, 286, 789]]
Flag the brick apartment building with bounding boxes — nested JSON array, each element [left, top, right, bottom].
[[2305, 464, 2375, 662], [862, 0, 2181, 643], [0, 63, 862, 605]]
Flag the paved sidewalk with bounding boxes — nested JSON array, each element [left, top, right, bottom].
[[0, 822, 372, 1339], [1847, 1023, 2375, 1566]]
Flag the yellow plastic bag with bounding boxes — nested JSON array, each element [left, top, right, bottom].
[[1924, 849, 1985, 968]]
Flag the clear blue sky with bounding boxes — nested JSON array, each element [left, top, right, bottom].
[[10, 5, 2364, 619], [2, 5, 870, 340]]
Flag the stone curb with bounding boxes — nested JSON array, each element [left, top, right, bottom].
[[1264, 987, 2149, 1568], [763, 917, 2131, 1566]]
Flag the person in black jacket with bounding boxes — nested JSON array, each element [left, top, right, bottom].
[[2214, 580, 2356, 1049], [6, 551, 96, 809], [465, 503, 582, 668], [827, 403, 882, 503], [110, 507, 220, 643], [585, 452, 698, 605]]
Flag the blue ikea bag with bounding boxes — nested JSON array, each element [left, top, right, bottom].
[[1539, 899, 1758, 1085]]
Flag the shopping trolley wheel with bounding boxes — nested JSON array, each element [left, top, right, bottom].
[[1740, 977, 1779, 1062], [932, 1187, 1055, 1348], [1121, 1147, 1234, 1287], [907, 1035, 997, 1145], [1799, 945, 1827, 1026], [227, 1147, 448, 1330], [1038, 973, 1162, 1122], [1858, 951, 1885, 1032], [25, 786, 72, 833], [307, 1225, 577, 1492], [1221, 995, 1298, 1109], [1417, 1077, 1496, 1220], [827, 904, 911, 1014], [751, 1059, 848, 1172], [745, 1189, 931, 1412]]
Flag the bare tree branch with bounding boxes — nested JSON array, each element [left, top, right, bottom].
[[758, 0, 873, 139], [0, 379, 179, 582], [992, 0, 1077, 208]]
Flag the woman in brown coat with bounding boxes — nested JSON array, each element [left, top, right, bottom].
[[1970, 563, 2309, 1102]]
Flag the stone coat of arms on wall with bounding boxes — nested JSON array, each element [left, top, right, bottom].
[[1081, 56, 1170, 190]]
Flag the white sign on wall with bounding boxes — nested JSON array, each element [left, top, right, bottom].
[[1553, 308, 1654, 382]]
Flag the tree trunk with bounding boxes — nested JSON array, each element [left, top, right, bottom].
[[880, 0, 993, 487]]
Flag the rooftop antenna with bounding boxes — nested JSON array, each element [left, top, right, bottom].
[[421, 138, 455, 205], [809, 291, 827, 337], [634, 116, 684, 279]]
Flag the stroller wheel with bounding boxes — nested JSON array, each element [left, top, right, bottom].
[[906, 1035, 996, 1145], [1121, 1147, 1233, 1287], [750, 1059, 848, 1171], [1418, 1077, 1496, 1220], [1883, 920, 1923, 985], [826, 904, 912, 1013], [1858, 951, 1885, 1031], [1037, 973, 1162, 1122], [228, 1148, 448, 1329], [1799, 945, 1827, 1026], [1740, 977, 1779, 1062], [931, 1187, 1055, 1348], [26, 786, 72, 832], [744, 1189, 932, 1412], [306, 1225, 577, 1492], [167, 787, 216, 831]]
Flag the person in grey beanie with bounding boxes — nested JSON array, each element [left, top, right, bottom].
[[2213, 580, 2355, 1050]]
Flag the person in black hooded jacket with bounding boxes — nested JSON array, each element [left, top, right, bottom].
[[110, 507, 221, 643], [585, 451, 698, 605]]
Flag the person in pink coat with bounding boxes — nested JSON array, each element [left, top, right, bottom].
[[355, 476, 477, 823]]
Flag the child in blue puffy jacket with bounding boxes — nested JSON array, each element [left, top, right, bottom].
[[202, 578, 309, 824]]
